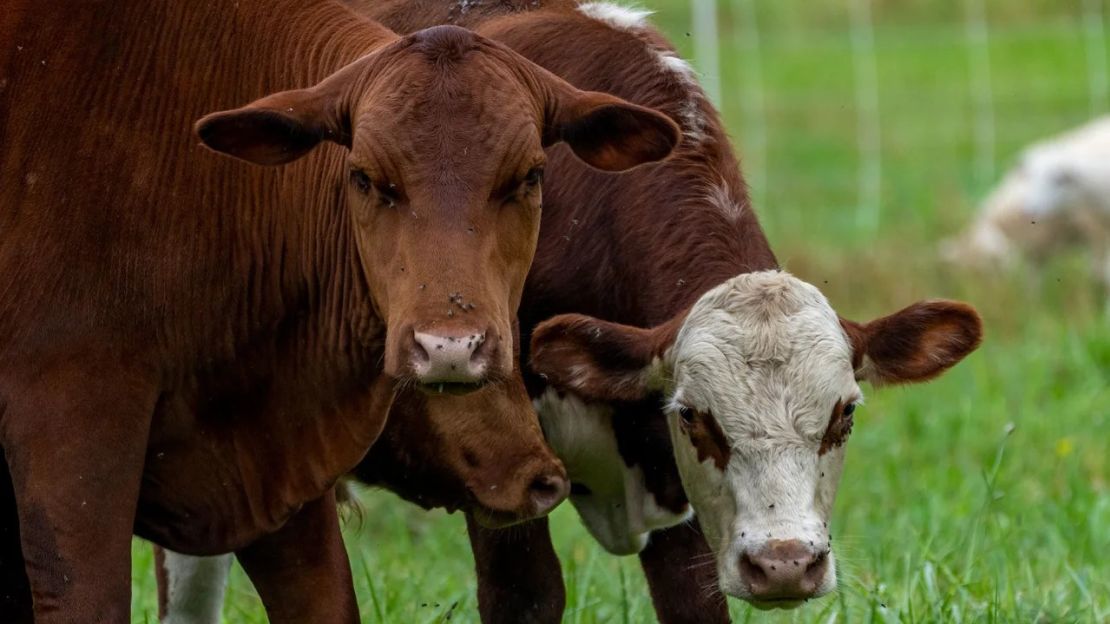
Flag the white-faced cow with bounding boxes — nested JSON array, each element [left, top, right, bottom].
[[0, 0, 679, 619]]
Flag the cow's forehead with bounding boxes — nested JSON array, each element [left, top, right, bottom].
[[670, 272, 859, 435]]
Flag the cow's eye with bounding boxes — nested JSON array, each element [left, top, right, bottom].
[[523, 166, 544, 187], [350, 169, 372, 195], [843, 402, 856, 417], [678, 406, 696, 427]]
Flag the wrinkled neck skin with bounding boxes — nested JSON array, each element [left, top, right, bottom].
[[13, 0, 409, 552]]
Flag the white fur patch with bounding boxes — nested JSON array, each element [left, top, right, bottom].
[[576, 2, 653, 31], [707, 180, 743, 222], [655, 50, 705, 143], [160, 551, 232, 624], [534, 388, 689, 555]]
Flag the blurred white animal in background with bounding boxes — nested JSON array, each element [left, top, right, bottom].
[[941, 116, 1110, 306]]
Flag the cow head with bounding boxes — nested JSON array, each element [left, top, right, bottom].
[[531, 270, 982, 608], [357, 328, 568, 528], [195, 25, 679, 392]]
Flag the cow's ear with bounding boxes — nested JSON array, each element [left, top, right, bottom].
[[196, 83, 351, 166], [840, 300, 982, 386], [530, 313, 681, 402], [542, 75, 680, 172]]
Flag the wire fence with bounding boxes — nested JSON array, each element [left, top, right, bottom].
[[683, 0, 1109, 236]]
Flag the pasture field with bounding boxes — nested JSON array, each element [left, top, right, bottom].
[[129, 2, 1110, 622]]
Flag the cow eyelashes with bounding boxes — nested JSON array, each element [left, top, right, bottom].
[[523, 166, 544, 187], [843, 402, 856, 417], [350, 169, 371, 195], [678, 406, 696, 427], [349, 169, 401, 206]]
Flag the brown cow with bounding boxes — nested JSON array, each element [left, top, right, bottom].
[[0, 0, 679, 619]]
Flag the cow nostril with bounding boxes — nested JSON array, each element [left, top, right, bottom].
[[739, 553, 767, 587], [804, 550, 829, 586], [469, 332, 495, 366], [528, 473, 569, 514], [409, 331, 430, 365]]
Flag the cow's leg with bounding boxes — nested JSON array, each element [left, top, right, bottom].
[[0, 361, 156, 622], [153, 546, 232, 624], [234, 488, 357, 624], [466, 514, 564, 624], [639, 520, 730, 624], [0, 458, 31, 623]]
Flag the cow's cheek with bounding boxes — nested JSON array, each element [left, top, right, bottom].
[[671, 430, 733, 557], [813, 446, 846, 520]]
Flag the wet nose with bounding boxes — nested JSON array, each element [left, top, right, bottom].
[[739, 540, 829, 601], [528, 471, 569, 517], [410, 330, 497, 384]]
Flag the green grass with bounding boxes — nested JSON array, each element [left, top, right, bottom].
[[130, 3, 1110, 622]]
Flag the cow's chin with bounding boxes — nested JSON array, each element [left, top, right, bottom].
[[467, 505, 533, 529], [748, 598, 806, 611]]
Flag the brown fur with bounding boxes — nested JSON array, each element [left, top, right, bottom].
[[818, 401, 853, 456], [0, 0, 677, 619], [679, 408, 731, 471]]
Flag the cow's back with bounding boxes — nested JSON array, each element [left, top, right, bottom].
[[1, 0, 349, 368]]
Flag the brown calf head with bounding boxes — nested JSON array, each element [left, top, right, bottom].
[[357, 328, 567, 528], [196, 25, 680, 391], [531, 271, 982, 606]]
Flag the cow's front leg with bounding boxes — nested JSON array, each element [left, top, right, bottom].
[[235, 488, 357, 624], [152, 546, 232, 624], [639, 520, 730, 624], [0, 360, 157, 622], [466, 514, 564, 624], [0, 460, 31, 623]]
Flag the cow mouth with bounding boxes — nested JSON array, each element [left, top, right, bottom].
[[748, 598, 806, 611], [468, 505, 533, 529], [413, 381, 483, 396]]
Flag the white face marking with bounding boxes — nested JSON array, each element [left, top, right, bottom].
[[160, 550, 232, 624], [534, 388, 691, 555], [661, 271, 860, 601]]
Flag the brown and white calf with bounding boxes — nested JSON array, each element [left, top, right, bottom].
[[0, 0, 678, 619]]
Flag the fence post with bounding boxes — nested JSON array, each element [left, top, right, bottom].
[[850, 0, 882, 231], [691, 0, 721, 107]]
